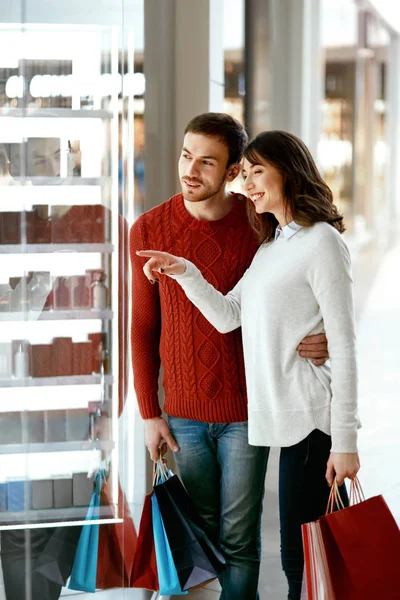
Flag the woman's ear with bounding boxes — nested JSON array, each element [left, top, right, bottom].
[[226, 163, 241, 182]]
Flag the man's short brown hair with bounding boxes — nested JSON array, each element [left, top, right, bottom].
[[185, 112, 248, 167]]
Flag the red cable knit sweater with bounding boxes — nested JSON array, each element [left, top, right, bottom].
[[130, 193, 258, 423]]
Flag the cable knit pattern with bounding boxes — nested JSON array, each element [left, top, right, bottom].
[[130, 193, 259, 423]]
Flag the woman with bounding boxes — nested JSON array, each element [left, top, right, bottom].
[[137, 131, 360, 600]]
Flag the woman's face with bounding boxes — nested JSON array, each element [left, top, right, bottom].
[[242, 156, 284, 216]]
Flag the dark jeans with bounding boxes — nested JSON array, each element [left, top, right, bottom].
[[279, 429, 349, 600], [168, 416, 270, 600]]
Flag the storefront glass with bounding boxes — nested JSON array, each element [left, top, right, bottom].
[[0, 1, 144, 597]]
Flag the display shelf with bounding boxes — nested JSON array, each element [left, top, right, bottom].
[[0, 375, 113, 388], [9, 177, 111, 186], [0, 309, 113, 321], [0, 108, 113, 119], [0, 243, 113, 254], [0, 440, 114, 455], [0, 506, 120, 529]]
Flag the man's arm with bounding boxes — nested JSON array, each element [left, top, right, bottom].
[[130, 220, 178, 460], [130, 219, 163, 418]]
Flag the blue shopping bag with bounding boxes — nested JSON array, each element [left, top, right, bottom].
[[151, 494, 188, 596], [68, 470, 105, 593]]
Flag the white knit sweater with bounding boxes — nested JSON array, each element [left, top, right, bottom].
[[172, 221, 359, 453]]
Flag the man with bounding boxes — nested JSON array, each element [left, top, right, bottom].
[[130, 113, 328, 599]]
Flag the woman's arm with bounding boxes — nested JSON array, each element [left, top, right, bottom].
[[309, 229, 360, 483], [136, 250, 242, 333]]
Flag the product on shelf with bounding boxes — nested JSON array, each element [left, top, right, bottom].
[[90, 270, 108, 309], [33, 206, 52, 243], [7, 480, 31, 512], [65, 409, 90, 441], [29, 271, 52, 311], [1, 212, 21, 244], [23, 410, 45, 443], [14, 344, 30, 377], [72, 341, 92, 375], [71, 274, 90, 309], [53, 477, 73, 508], [31, 480, 53, 510], [31, 344, 53, 377], [88, 332, 106, 373], [0, 204, 108, 245], [72, 472, 93, 506], [0, 412, 22, 444], [9, 276, 30, 312], [44, 410, 67, 443], [53, 337, 73, 376], [53, 276, 71, 310], [11, 340, 31, 377], [0, 483, 7, 512]]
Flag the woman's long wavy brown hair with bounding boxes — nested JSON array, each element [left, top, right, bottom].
[[244, 131, 345, 243]]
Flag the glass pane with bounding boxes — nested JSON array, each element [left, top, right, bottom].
[[0, 1, 143, 596]]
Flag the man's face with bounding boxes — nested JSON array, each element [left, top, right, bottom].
[[178, 133, 231, 202]]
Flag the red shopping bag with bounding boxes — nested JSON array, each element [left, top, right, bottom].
[[302, 478, 400, 600], [130, 492, 159, 591], [96, 478, 138, 588]]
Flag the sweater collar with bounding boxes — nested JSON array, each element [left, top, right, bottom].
[[174, 192, 247, 233]]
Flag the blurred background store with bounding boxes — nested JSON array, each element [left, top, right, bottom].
[[0, 0, 399, 598]]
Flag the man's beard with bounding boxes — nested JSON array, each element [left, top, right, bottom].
[[180, 175, 225, 203]]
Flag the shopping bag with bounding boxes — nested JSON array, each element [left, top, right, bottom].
[[68, 469, 106, 592], [151, 493, 188, 595], [130, 492, 159, 591], [319, 478, 400, 599], [153, 459, 225, 591], [157, 472, 226, 576], [96, 477, 138, 589], [302, 478, 400, 600]]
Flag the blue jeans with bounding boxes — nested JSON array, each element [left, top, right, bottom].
[[167, 416, 269, 600], [279, 429, 349, 599]]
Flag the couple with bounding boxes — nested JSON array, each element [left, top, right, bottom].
[[130, 113, 360, 600]]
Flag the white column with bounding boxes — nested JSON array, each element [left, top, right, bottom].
[[387, 34, 400, 222], [269, 0, 323, 155], [144, 0, 224, 210], [246, 0, 323, 156]]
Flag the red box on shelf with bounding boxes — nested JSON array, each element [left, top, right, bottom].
[[51, 206, 73, 243], [92, 205, 107, 243], [31, 344, 53, 378], [33, 207, 52, 244], [51, 205, 106, 244], [53, 337, 73, 376], [2, 212, 21, 244], [72, 342, 93, 375], [88, 333, 105, 373]]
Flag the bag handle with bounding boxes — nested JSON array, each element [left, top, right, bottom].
[[349, 476, 365, 505], [152, 455, 170, 487], [325, 478, 346, 515], [325, 476, 365, 514]]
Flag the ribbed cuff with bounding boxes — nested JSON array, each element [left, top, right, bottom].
[[136, 393, 162, 420], [331, 430, 358, 453]]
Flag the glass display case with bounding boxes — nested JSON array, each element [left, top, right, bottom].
[[0, 20, 136, 597]]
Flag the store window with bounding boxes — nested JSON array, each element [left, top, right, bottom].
[[320, 0, 391, 237], [0, 1, 144, 597]]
